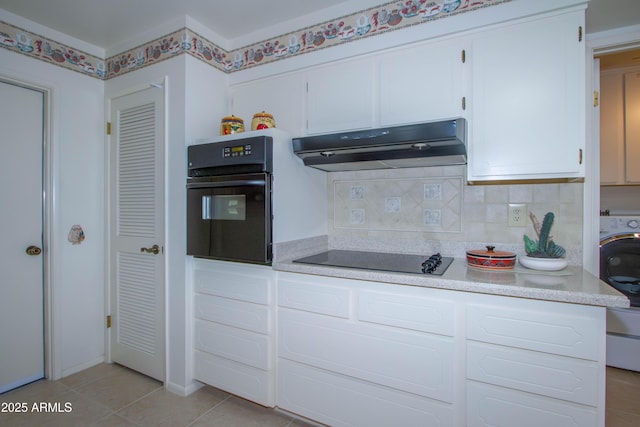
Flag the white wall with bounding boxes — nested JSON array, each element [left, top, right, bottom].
[[105, 54, 228, 394], [0, 48, 105, 378]]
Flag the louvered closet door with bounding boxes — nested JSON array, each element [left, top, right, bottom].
[[109, 85, 165, 381]]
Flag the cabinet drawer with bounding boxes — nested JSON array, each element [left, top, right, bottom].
[[278, 277, 350, 318], [467, 302, 601, 360], [194, 350, 274, 407], [467, 381, 597, 427], [194, 293, 271, 334], [193, 260, 272, 304], [278, 309, 454, 402], [278, 359, 454, 427], [194, 320, 271, 370], [358, 290, 454, 336], [467, 342, 599, 406]]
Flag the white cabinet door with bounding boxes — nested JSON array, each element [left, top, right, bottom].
[[380, 38, 468, 126], [192, 260, 275, 406], [468, 11, 585, 181], [467, 381, 598, 427], [230, 74, 304, 135], [278, 359, 455, 427], [306, 59, 374, 134], [599, 72, 625, 185], [278, 309, 455, 402]]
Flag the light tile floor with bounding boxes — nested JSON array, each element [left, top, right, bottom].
[[606, 367, 640, 426], [0, 363, 317, 426], [2, 363, 640, 426]]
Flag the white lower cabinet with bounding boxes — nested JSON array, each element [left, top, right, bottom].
[[467, 342, 599, 406], [278, 359, 455, 427], [191, 266, 606, 424], [275, 272, 606, 427], [192, 259, 275, 407], [278, 309, 455, 402], [277, 272, 458, 426], [466, 381, 598, 427]]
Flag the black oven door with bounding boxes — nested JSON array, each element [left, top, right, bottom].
[[187, 173, 272, 264]]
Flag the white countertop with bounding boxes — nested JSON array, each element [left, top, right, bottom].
[[273, 257, 629, 308]]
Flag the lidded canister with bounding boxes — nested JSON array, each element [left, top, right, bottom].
[[220, 115, 245, 135], [251, 111, 276, 130]]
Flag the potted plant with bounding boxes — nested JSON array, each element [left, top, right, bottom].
[[520, 212, 568, 271]]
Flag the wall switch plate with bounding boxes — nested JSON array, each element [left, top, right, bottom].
[[508, 203, 527, 227]]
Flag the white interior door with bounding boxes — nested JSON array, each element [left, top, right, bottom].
[[0, 79, 45, 393], [109, 85, 165, 381]]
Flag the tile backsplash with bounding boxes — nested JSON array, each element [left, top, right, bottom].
[[328, 166, 584, 264], [334, 177, 463, 232]]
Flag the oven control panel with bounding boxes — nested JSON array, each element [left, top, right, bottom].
[[223, 144, 252, 158], [188, 135, 273, 176]]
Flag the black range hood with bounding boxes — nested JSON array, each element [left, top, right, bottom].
[[292, 118, 466, 172]]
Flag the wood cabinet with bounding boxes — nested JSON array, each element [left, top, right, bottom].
[[600, 72, 625, 184], [468, 10, 586, 181], [275, 272, 606, 427], [602, 70, 640, 185], [192, 260, 275, 407]]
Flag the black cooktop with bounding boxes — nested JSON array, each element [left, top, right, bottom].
[[292, 250, 453, 275]]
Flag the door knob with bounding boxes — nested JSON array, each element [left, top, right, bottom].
[[26, 245, 42, 256], [140, 244, 160, 255]]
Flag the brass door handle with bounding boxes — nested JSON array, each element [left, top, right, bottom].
[[140, 244, 160, 255], [26, 245, 42, 256]]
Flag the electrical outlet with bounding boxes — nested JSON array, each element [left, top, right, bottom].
[[508, 203, 527, 227]]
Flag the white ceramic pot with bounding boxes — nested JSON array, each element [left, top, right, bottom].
[[519, 255, 568, 271]]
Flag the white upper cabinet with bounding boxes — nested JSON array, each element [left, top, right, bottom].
[[468, 10, 586, 181], [305, 58, 374, 134], [231, 73, 305, 135], [379, 38, 469, 126]]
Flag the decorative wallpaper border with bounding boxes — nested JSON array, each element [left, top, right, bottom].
[[1, 0, 510, 80], [1, 20, 105, 78]]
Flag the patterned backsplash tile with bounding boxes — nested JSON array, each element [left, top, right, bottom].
[[334, 177, 464, 232]]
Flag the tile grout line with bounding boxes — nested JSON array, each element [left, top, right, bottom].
[[185, 394, 232, 427]]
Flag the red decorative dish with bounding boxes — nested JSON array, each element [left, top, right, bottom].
[[466, 245, 516, 270]]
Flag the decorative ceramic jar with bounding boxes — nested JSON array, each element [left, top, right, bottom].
[[220, 115, 245, 135], [466, 245, 516, 270], [251, 111, 276, 130]]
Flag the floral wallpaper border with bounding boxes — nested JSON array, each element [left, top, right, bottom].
[[1, 0, 510, 80]]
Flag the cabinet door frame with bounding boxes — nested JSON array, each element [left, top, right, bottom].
[[305, 58, 375, 135], [468, 10, 586, 181]]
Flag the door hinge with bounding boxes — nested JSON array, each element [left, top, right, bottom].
[[578, 26, 583, 42], [461, 49, 466, 63], [106, 315, 112, 328], [593, 90, 599, 107], [106, 122, 112, 135]]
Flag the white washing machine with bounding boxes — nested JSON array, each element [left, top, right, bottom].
[[600, 216, 640, 371]]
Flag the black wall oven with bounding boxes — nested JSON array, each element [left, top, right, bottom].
[[187, 136, 273, 264]]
